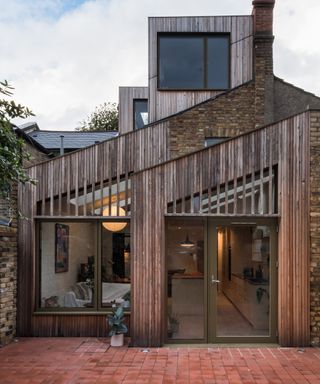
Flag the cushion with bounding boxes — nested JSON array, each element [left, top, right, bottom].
[[78, 282, 91, 301], [44, 296, 59, 308], [71, 284, 85, 300]]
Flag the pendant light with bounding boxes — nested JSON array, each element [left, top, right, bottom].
[[180, 233, 195, 248], [102, 205, 127, 232]]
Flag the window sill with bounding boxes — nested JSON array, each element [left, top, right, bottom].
[[33, 310, 131, 316]]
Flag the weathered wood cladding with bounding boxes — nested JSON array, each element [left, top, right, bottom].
[[148, 16, 253, 122], [30, 315, 130, 337], [18, 111, 311, 345], [132, 112, 310, 347], [22, 121, 170, 214], [17, 121, 170, 336], [119, 87, 148, 135]]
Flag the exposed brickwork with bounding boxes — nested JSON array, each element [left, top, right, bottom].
[[0, 140, 49, 346], [274, 78, 320, 122], [252, 0, 275, 35], [310, 110, 320, 347], [253, 37, 274, 127], [0, 185, 18, 346], [169, 0, 275, 158], [23, 142, 49, 167], [169, 82, 255, 158]]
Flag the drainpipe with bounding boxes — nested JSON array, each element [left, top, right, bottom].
[[60, 135, 64, 156]]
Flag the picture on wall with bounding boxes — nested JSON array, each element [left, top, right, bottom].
[[55, 223, 69, 273]]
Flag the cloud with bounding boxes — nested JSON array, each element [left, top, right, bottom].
[[0, 0, 319, 130]]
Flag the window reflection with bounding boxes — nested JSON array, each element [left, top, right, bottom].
[[101, 222, 131, 308], [158, 34, 230, 90], [166, 218, 205, 340], [134, 99, 148, 130], [39, 221, 96, 309]]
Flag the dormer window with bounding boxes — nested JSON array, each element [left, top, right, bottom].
[[158, 33, 230, 90]]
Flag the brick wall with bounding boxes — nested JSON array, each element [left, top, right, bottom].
[[310, 110, 320, 347], [0, 140, 49, 346], [274, 78, 320, 122], [169, 81, 255, 158], [23, 142, 49, 167], [0, 185, 18, 346]]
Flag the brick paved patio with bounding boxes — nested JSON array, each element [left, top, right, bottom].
[[0, 338, 320, 383]]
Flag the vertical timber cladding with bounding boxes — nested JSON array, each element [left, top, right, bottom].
[[17, 121, 170, 337], [118, 87, 149, 135], [132, 111, 311, 347], [148, 16, 253, 123]]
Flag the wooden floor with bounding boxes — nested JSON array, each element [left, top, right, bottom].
[[0, 338, 320, 383]]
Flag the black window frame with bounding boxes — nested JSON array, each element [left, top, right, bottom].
[[157, 32, 230, 91], [35, 218, 131, 314], [133, 98, 148, 130]]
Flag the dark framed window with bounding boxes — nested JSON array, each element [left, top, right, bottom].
[[36, 219, 131, 312], [204, 137, 229, 147], [158, 33, 230, 90], [133, 99, 148, 130]]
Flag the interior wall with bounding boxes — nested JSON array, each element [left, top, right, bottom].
[[230, 227, 252, 274], [40, 222, 95, 304]]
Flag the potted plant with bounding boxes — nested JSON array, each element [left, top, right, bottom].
[[108, 303, 128, 347]]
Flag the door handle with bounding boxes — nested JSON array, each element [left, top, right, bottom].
[[211, 275, 220, 284]]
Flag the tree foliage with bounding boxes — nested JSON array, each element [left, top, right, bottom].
[[0, 80, 34, 199], [76, 102, 118, 131]]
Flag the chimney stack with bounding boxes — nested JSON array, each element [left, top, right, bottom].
[[252, 0, 275, 36], [252, 0, 275, 127]]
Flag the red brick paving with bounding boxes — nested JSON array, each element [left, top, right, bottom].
[[0, 338, 319, 383]]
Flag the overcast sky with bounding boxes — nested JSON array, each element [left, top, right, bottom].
[[1, 0, 320, 131]]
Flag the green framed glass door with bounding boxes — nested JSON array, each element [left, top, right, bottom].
[[207, 218, 278, 343]]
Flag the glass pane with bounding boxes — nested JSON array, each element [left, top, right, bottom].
[[159, 36, 204, 89], [207, 36, 229, 89], [216, 225, 271, 337], [39, 222, 96, 309], [134, 99, 148, 130], [101, 221, 131, 309], [167, 218, 205, 340]]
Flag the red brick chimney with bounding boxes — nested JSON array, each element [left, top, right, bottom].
[[252, 0, 275, 35], [252, 0, 275, 127]]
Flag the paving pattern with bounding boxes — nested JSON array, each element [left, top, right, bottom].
[[0, 338, 320, 383]]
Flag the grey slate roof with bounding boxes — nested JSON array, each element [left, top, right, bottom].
[[27, 130, 119, 150]]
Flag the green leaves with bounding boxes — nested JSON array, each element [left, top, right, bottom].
[[76, 102, 118, 132], [0, 81, 34, 200], [107, 304, 128, 336]]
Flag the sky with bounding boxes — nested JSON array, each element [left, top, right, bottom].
[[1, 0, 320, 131]]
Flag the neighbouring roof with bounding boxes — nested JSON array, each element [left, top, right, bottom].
[[18, 122, 40, 133], [13, 126, 51, 155], [26, 130, 119, 150]]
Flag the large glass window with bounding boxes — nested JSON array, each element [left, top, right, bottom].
[[38, 219, 130, 311], [101, 222, 131, 309], [133, 99, 148, 130], [158, 34, 230, 90], [39, 221, 96, 309], [166, 218, 205, 340]]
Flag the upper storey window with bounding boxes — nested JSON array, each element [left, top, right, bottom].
[[158, 34, 230, 90], [133, 99, 148, 130]]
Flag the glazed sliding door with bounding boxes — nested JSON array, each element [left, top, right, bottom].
[[208, 219, 278, 343]]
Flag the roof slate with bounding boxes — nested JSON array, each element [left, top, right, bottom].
[[28, 131, 119, 150]]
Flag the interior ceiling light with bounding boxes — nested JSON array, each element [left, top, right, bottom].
[[102, 205, 127, 232], [180, 234, 195, 248]]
